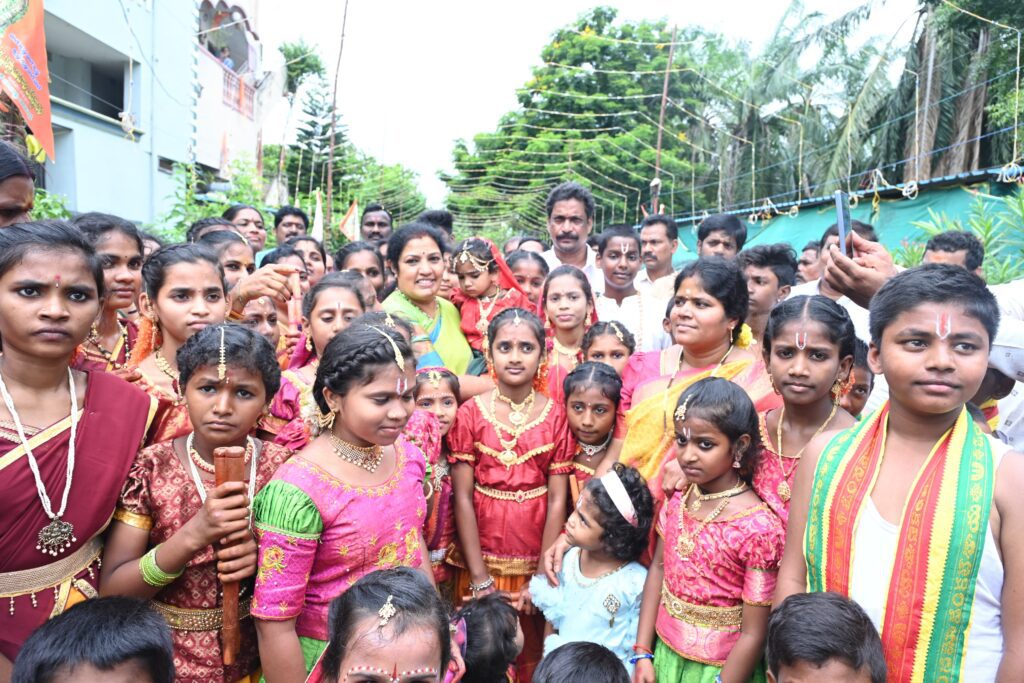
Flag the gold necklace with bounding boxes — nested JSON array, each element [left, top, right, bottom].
[[153, 350, 179, 382], [685, 479, 749, 514], [552, 338, 580, 373], [86, 321, 131, 370], [495, 388, 535, 426], [677, 480, 747, 557], [487, 390, 535, 467], [329, 434, 384, 473], [661, 342, 736, 438], [772, 402, 838, 502], [475, 288, 503, 335], [186, 433, 254, 474]]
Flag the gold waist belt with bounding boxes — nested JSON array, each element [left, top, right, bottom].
[[152, 596, 252, 632], [0, 537, 102, 598], [474, 483, 547, 503], [660, 586, 743, 628]]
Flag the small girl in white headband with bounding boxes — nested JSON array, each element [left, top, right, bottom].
[[528, 463, 653, 676]]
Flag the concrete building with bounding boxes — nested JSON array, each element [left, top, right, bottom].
[[42, 0, 278, 224]]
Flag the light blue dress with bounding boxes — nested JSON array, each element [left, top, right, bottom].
[[529, 547, 647, 675]]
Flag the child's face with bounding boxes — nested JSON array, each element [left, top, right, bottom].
[[511, 260, 545, 304], [564, 488, 606, 551], [489, 322, 543, 390], [744, 265, 787, 318], [870, 303, 989, 417], [185, 365, 267, 446], [438, 255, 459, 300], [144, 261, 226, 346], [305, 287, 363, 356], [95, 230, 143, 312], [769, 659, 875, 683], [415, 383, 458, 437], [566, 385, 616, 446], [0, 249, 100, 361], [293, 240, 326, 287], [766, 319, 852, 407], [326, 363, 415, 447], [241, 297, 280, 348], [840, 366, 873, 418], [454, 258, 497, 299], [544, 275, 591, 332], [336, 615, 442, 682], [597, 236, 641, 294], [674, 414, 749, 491], [583, 333, 631, 376]]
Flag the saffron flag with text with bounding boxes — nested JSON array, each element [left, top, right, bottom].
[[0, 0, 54, 160]]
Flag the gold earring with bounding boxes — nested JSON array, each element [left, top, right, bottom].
[[305, 335, 313, 352]]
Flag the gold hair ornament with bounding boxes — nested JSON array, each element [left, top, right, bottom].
[[455, 243, 493, 271], [378, 595, 397, 627], [674, 394, 693, 422], [610, 322, 625, 344], [217, 326, 227, 381]]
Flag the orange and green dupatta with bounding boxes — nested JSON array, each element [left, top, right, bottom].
[[804, 404, 994, 683]]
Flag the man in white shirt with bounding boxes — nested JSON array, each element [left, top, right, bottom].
[[541, 181, 604, 295], [593, 226, 670, 352], [636, 214, 680, 301]]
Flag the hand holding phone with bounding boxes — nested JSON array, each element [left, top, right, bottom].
[[834, 190, 851, 258]]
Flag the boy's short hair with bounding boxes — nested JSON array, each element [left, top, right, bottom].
[[924, 230, 985, 271], [12, 597, 174, 683], [767, 592, 885, 683], [869, 263, 999, 346], [820, 220, 877, 247], [737, 243, 798, 287], [597, 225, 641, 256], [697, 213, 747, 250], [532, 642, 630, 683]]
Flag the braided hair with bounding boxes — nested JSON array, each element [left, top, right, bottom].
[[313, 322, 414, 413]]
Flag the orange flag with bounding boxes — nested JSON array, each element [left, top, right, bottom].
[[339, 200, 360, 241], [0, 0, 54, 160]]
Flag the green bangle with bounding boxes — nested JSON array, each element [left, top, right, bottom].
[[411, 335, 430, 343], [140, 544, 183, 588]]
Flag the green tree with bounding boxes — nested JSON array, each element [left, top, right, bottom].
[[274, 41, 327, 201]]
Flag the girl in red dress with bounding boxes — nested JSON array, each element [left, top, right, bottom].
[[541, 265, 597, 406], [562, 362, 621, 507], [448, 307, 573, 682]]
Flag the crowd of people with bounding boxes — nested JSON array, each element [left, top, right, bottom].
[[0, 137, 1021, 683]]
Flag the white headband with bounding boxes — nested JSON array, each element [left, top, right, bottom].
[[600, 470, 638, 527]]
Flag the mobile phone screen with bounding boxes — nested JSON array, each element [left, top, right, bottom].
[[834, 190, 851, 257]]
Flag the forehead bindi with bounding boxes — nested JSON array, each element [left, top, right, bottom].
[[604, 237, 639, 255], [5, 249, 93, 284]]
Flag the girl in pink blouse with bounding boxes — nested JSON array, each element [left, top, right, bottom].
[[634, 378, 784, 683]]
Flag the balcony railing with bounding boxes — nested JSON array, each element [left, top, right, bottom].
[[222, 69, 254, 119]]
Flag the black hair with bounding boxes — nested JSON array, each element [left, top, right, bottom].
[[672, 258, 749, 343], [596, 225, 641, 256], [762, 295, 856, 361], [586, 234, 601, 249], [287, 235, 327, 264], [675, 377, 760, 482], [335, 240, 386, 274], [197, 229, 250, 257], [274, 205, 309, 229], [353, 310, 416, 340], [925, 230, 984, 271], [72, 212, 144, 256], [361, 203, 393, 223], [301, 271, 367, 319], [737, 243, 797, 287], [417, 209, 454, 235], [186, 216, 235, 243], [414, 367, 461, 402], [542, 264, 595, 314], [697, 213, 747, 250], [11, 596, 173, 683], [532, 642, 630, 683], [222, 204, 263, 223], [545, 181, 595, 219], [518, 236, 547, 251], [455, 592, 521, 683], [486, 307, 545, 353], [852, 337, 871, 371], [820, 220, 877, 248], [507, 250, 549, 275], [563, 360, 623, 408], [582, 321, 636, 356], [385, 222, 446, 267], [141, 243, 225, 298], [261, 244, 307, 271], [452, 237, 497, 273], [869, 264, 999, 346], [502, 235, 523, 253], [801, 240, 820, 255], [320, 567, 450, 682], [0, 140, 34, 183], [177, 323, 281, 399], [0, 220, 104, 298], [139, 231, 165, 249], [640, 213, 679, 241], [582, 463, 653, 561], [767, 592, 886, 683], [313, 322, 414, 413]]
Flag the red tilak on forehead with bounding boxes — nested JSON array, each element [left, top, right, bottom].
[[53, 275, 60, 288], [936, 312, 953, 340], [795, 331, 808, 350]]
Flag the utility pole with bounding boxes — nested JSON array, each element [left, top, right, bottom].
[[651, 25, 678, 214], [325, 0, 350, 230]]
